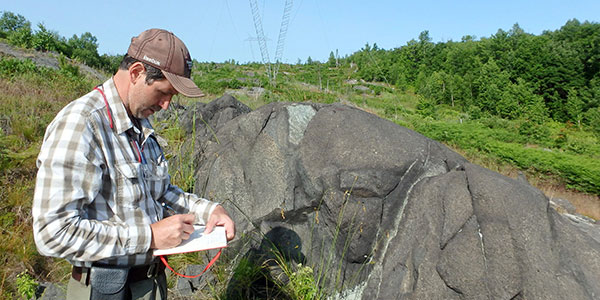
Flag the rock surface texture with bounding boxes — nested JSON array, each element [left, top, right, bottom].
[[180, 96, 600, 299]]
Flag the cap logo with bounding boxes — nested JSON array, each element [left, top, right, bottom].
[[186, 60, 193, 70], [143, 55, 161, 66]]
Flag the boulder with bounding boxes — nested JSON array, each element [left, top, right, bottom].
[[185, 97, 599, 299]]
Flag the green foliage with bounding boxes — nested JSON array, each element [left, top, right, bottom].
[[226, 256, 266, 298], [283, 264, 322, 300], [0, 11, 29, 33], [68, 32, 101, 68], [58, 54, 80, 77], [489, 142, 600, 193], [327, 51, 336, 67], [517, 120, 551, 143], [0, 58, 37, 77], [415, 119, 600, 193], [31, 23, 59, 52], [345, 20, 600, 125], [416, 96, 436, 117], [584, 107, 600, 137], [7, 26, 33, 48], [1, 11, 117, 72], [16, 272, 37, 299]]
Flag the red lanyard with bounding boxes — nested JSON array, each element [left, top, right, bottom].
[[94, 86, 145, 164], [94, 86, 114, 129], [158, 249, 222, 278]]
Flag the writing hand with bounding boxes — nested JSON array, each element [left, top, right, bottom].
[[150, 214, 196, 249]]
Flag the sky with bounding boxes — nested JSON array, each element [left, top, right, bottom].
[[3, 0, 600, 64]]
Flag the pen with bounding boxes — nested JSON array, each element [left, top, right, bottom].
[[162, 202, 177, 216]]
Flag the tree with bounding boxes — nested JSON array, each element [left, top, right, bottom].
[[327, 51, 336, 67], [32, 23, 59, 52], [0, 11, 29, 33], [584, 107, 600, 137], [7, 25, 32, 48], [566, 89, 584, 127], [474, 59, 510, 113], [100, 54, 123, 74], [68, 32, 101, 68], [497, 79, 544, 121]]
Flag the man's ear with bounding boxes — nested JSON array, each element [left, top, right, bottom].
[[128, 62, 146, 84]]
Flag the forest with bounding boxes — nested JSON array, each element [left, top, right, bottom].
[[342, 21, 600, 133]]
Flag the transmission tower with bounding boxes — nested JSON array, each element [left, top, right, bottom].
[[249, 0, 272, 80], [248, 0, 293, 83], [273, 0, 293, 80]]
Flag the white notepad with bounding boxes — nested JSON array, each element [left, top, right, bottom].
[[153, 225, 227, 256]]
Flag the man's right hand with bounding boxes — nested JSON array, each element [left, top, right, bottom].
[[150, 214, 195, 249]]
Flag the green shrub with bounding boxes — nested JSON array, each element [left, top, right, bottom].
[[16, 272, 37, 300], [416, 96, 435, 117], [284, 264, 322, 300], [58, 54, 79, 77], [518, 120, 551, 144], [413, 119, 600, 194], [584, 107, 600, 137], [489, 142, 600, 193], [0, 58, 37, 77], [32, 23, 59, 52]]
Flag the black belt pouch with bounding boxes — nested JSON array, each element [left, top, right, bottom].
[[89, 264, 129, 300]]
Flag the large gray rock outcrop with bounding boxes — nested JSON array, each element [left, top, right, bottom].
[[186, 98, 599, 299]]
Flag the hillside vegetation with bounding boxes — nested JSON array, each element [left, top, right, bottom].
[[0, 10, 599, 299]]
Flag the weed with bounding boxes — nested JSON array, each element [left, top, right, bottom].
[[281, 264, 321, 300], [16, 272, 36, 300]]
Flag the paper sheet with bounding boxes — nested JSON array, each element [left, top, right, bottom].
[[153, 225, 227, 256]]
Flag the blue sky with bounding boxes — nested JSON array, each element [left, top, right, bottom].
[[3, 0, 599, 63]]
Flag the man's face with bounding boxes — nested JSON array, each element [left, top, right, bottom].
[[127, 73, 178, 119]]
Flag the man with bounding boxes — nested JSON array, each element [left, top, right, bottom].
[[32, 29, 235, 299]]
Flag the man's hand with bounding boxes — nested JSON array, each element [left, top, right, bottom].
[[150, 214, 195, 249], [204, 205, 235, 241]]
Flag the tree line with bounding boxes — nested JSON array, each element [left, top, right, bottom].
[[342, 21, 600, 134], [0, 11, 121, 73], [2, 11, 599, 135]]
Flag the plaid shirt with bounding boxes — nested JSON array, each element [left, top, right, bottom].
[[33, 78, 217, 267]]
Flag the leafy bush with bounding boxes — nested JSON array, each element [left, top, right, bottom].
[[31, 23, 59, 52], [416, 96, 436, 117], [414, 119, 600, 194], [16, 272, 37, 299], [0, 58, 37, 77], [584, 107, 600, 137], [517, 120, 551, 145], [284, 264, 322, 300], [489, 142, 600, 194]]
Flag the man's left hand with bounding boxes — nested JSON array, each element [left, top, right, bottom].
[[205, 205, 235, 241]]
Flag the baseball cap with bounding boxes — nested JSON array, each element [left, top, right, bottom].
[[127, 29, 204, 97]]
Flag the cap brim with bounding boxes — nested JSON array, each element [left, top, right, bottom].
[[163, 71, 205, 97]]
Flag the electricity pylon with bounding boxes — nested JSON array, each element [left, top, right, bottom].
[[248, 0, 293, 84]]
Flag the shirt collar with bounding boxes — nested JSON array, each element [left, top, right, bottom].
[[100, 78, 155, 142]]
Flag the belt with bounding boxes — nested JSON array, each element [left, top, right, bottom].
[[72, 261, 166, 285]]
